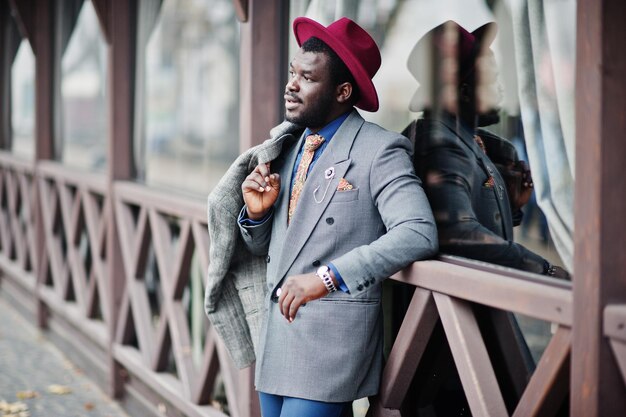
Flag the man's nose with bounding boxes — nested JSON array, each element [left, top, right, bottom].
[[286, 76, 298, 91]]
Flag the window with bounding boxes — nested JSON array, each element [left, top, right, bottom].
[[11, 40, 35, 159], [60, 0, 108, 171], [136, 0, 240, 195]]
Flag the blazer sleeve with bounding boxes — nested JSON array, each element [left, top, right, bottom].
[[238, 206, 274, 256], [414, 123, 546, 274], [330, 135, 438, 294]]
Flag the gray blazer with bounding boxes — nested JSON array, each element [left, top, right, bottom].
[[204, 121, 302, 369], [240, 111, 438, 402]]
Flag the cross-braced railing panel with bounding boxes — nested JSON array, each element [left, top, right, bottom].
[[113, 181, 239, 417], [372, 258, 574, 417], [36, 161, 110, 328], [0, 152, 36, 279]]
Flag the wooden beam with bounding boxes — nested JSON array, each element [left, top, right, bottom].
[[33, 0, 56, 324], [608, 340, 626, 388], [572, 0, 626, 415], [434, 293, 508, 417], [108, 0, 136, 398], [239, 0, 287, 151], [394, 260, 572, 325], [8, 0, 36, 48], [378, 288, 438, 408], [513, 327, 571, 417], [1, 1, 12, 149]]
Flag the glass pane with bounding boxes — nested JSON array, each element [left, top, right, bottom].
[[138, 0, 240, 195], [11, 40, 35, 159], [60, 0, 108, 171]]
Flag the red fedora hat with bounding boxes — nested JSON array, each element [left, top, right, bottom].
[[293, 17, 381, 112]]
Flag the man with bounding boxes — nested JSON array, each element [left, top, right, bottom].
[[238, 17, 437, 417], [401, 21, 569, 414]]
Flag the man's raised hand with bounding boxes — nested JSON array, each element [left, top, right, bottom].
[[242, 163, 281, 220]]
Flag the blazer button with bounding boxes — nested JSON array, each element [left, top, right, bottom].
[[364, 281, 370, 287], [357, 285, 364, 291], [312, 260, 321, 267], [266, 255, 271, 263], [370, 277, 375, 284], [326, 217, 334, 225]]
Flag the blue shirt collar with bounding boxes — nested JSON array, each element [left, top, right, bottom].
[[303, 111, 351, 142]]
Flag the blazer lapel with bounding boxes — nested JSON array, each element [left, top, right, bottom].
[[275, 110, 364, 281], [270, 131, 304, 256]]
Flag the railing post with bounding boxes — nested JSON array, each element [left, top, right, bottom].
[[573, 0, 626, 415], [107, 0, 135, 399]]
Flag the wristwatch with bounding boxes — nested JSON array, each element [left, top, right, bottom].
[[316, 265, 337, 293]]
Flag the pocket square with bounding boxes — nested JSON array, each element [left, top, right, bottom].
[[337, 178, 354, 191], [483, 176, 495, 188]]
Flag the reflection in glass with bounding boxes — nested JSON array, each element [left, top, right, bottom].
[[137, 0, 240, 195], [11, 40, 35, 159], [60, 0, 108, 171]]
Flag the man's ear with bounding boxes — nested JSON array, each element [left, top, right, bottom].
[[336, 82, 353, 104]]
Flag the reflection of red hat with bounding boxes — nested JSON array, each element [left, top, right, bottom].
[[407, 21, 497, 111], [293, 17, 381, 112]]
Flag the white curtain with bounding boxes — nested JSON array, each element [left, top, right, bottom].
[[506, 0, 576, 271]]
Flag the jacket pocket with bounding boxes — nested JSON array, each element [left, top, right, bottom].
[[330, 188, 360, 203]]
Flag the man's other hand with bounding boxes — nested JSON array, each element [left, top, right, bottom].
[[278, 273, 329, 322], [242, 163, 281, 220]]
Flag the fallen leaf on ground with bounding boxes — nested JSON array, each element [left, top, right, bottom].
[[84, 402, 95, 411], [47, 385, 72, 395], [15, 391, 38, 400], [0, 400, 29, 416]]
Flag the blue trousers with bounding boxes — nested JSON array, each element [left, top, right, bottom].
[[259, 392, 348, 417]]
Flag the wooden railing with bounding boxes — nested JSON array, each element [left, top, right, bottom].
[[371, 258, 573, 417], [0, 154, 244, 417]]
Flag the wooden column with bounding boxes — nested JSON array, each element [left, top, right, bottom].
[[236, 2, 287, 416], [238, 0, 287, 151], [33, 0, 55, 328], [0, 1, 10, 150], [572, 0, 626, 415], [107, 0, 135, 398]]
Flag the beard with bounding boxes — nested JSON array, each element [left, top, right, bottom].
[[477, 109, 501, 127], [285, 90, 336, 129]]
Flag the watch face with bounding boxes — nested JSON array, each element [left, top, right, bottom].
[[316, 265, 330, 275]]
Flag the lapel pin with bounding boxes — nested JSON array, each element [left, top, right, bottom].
[[315, 166, 336, 203]]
